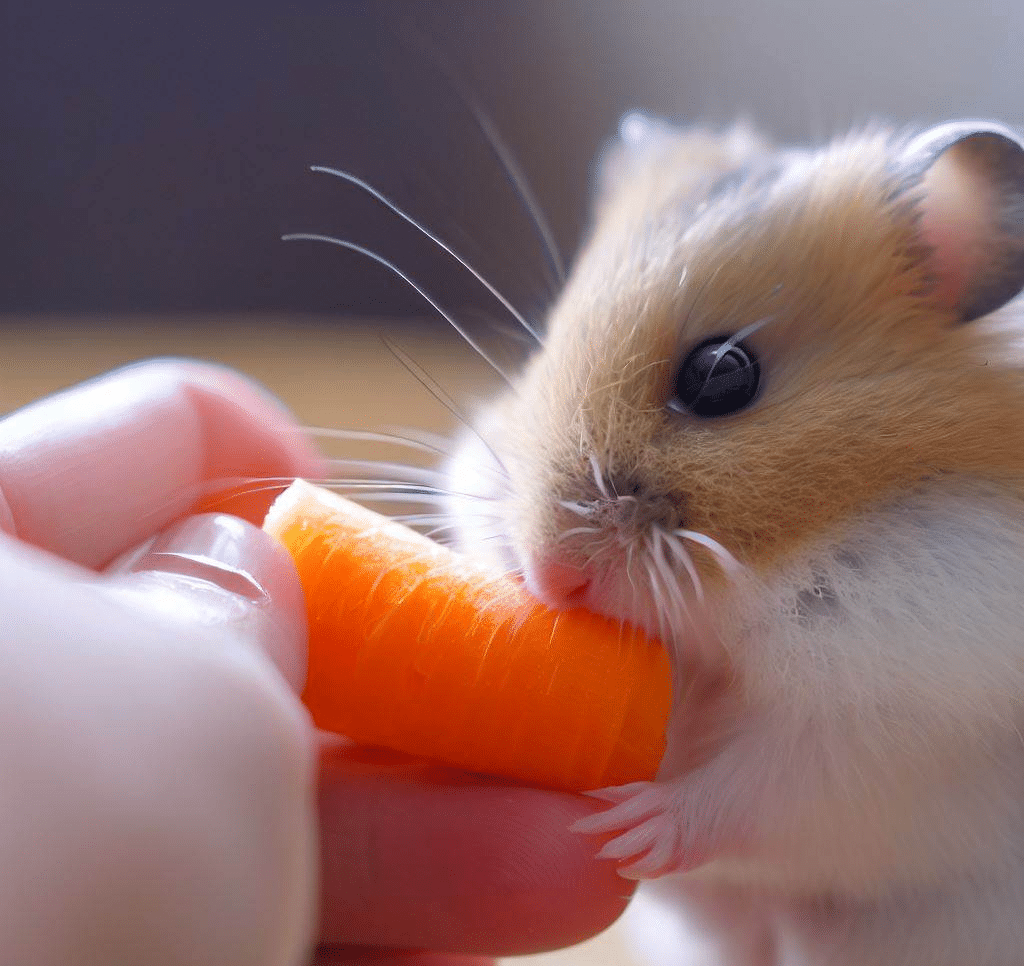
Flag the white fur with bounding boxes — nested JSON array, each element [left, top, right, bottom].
[[449, 428, 1024, 964], [443, 118, 1024, 965]]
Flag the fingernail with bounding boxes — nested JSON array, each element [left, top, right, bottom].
[[129, 514, 269, 602]]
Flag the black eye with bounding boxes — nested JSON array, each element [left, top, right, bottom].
[[671, 335, 761, 417]]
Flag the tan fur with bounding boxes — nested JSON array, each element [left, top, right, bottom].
[[449, 120, 1024, 966], [503, 128, 1024, 577]]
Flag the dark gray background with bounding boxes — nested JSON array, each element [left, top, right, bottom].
[[3, 0, 1022, 323]]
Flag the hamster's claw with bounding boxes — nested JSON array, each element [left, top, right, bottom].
[[572, 780, 711, 879], [574, 782, 665, 833], [583, 780, 653, 805]]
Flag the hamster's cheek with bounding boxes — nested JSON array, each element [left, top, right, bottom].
[[710, 480, 1024, 721]]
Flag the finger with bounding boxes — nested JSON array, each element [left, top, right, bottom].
[[106, 513, 309, 691], [0, 359, 323, 568], [316, 745, 635, 956], [312, 949, 493, 966], [0, 518, 316, 966]]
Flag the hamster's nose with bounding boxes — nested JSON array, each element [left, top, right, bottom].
[[526, 556, 591, 609]]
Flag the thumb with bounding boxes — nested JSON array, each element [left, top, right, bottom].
[[107, 513, 308, 692]]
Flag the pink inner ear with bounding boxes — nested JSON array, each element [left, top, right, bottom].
[[917, 149, 993, 312]]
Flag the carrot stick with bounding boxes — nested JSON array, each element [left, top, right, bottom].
[[264, 479, 673, 792]]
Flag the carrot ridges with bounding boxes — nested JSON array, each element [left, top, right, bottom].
[[264, 480, 673, 792]]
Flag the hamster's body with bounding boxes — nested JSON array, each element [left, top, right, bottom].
[[447, 118, 1024, 965]]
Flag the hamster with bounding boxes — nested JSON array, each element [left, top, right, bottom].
[[445, 116, 1024, 966]]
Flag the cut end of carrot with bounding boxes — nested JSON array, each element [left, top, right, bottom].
[[264, 480, 673, 792]]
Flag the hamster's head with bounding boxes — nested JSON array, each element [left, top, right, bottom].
[[449, 116, 1024, 700]]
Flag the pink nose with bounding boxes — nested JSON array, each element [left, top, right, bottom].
[[526, 557, 591, 608]]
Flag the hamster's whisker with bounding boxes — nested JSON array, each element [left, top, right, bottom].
[[195, 475, 396, 503], [314, 476, 492, 500], [472, 312, 542, 349], [307, 166, 543, 345], [681, 262, 726, 332], [304, 427, 510, 492], [559, 499, 598, 519], [303, 426, 454, 462], [422, 521, 497, 542], [659, 527, 706, 606], [396, 426, 512, 485], [448, 86, 566, 293], [190, 474, 499, 521], [281, 234, 514, 386], [303, 425, 458, 468], [434, 531, 509, 549], [314, 489, 472, 508], [382, 508, 502, 524], [624, 540, 641, 599], [644, 550, 672, 647], [674, 529, 743, 577], [557, 525, 602, 542], [190, 479, 470, 515], [185, 478, 301, 510], [588, 453, 613, 500], [403, 27, 565, 294], [651, 527, 695, 627], [320, 458, 453, 489], [382, 338, 513, 480], [390, 516, 507, 545], [725, 314, 777, 348]]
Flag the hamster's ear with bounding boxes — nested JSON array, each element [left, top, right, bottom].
[[904, 121, 1024, 322], [596, 111, 680, 194], [595, 112, 771, 199]]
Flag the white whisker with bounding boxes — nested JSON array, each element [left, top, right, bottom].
[[382, 338, 512, 480], [651, 528, 693, 630], [645, 552, 671, 646], [558, 526, 601, 541], [659, 528, 706, 606], [314, 478, 491, 500], [281, 234, 514, 386], [424, 522, 497, 542], [674, 529, 743, 576], [303, 425, 510, 488], [389, 511, 503, 526], [309, 165, 543, 344], [320, 458, 452, 489], [731, 313, 777, 346], [559, 499, 597, 519], [405, 33, 565, 293], [302, 425, 440, 450], [321, 490, 471, 507], [454, 98, 565, 291], [625, 541, 641, 599], [589, 453, 611, 499]]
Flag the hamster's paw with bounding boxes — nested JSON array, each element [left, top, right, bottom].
[[571, 780, 714, 879]]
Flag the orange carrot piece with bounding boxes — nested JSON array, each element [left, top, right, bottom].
[[264, 480, 673, 792]]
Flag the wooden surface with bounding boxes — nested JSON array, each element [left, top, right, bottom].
[[0, 314, 636, 966], [0, 315, 494, 429]]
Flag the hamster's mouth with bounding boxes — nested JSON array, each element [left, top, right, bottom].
[[520, 549, 732, 674]]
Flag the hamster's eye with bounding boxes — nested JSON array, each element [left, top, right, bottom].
[[671, 336, 760, 418]]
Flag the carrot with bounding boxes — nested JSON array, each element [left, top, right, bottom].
[[263, 479, 673, 792]]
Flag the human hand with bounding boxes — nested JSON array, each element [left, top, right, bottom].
[[0, 359, 634, 966], [0, 359, 322, 966]]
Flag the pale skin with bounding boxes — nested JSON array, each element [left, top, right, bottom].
[[0, 358, 631, 966]]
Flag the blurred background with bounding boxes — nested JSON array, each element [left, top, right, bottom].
[[1, 2, 1022, 958], [4, 0, 1024, 325], [4, 0, 1024, 415], [4, 0, 1023, 412]]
